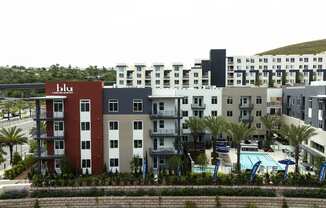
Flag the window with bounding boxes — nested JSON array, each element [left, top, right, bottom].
[[308, 98, 312, 108], [156, 80, 160, 85], [55, 140, 64, 149], [211, 111, 217, 117], [81, 141, 91, 149], [133, 121, 143, 130], [256, 123, 262, 129], [133, 99, 143, 112], [54, 121, 64, 131], [211, 96, 217, 104], [182, 111, 188, 117], [119, 80, 124, 85], [256, 96, 262, 104], [159, 120, 164, 128], [110, 140, 118, 148], [159, 102, 164, 111], [108, 99, 118, 112], [81, 122, 90, 131], [110, 159, 119, 167], [109, 121, 119, 130], [194, 73, 198, 77], [137, 80, 141, 85], [256, 110, 262, 117], [227, 97, 233, 104], [174, 73, 179, 77], [182, 123, 188, 129], [194, 80, 198, 84], [175, 80, 179, 85], [311, 141, 325, 153], [80, 100, 90, 112], [134, 140, 142, 148], [54, 100, 63, 112], [82, 159, 91, 168], [159, 138, 164, 146], [182, 97, 188, 104], [227, 111, 233, 117]]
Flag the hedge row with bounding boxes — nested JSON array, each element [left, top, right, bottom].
[[30, 187, 276, 198], [283, 189, 326, 198], [4, 155, 35, 179]]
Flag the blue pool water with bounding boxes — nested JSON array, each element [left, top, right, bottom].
[[240, 152, 285, 171]]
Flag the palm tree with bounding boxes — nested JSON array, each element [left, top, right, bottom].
[[26, 101, 35, 117], [185, 117, 206, 150], [226, 122, 255, 173], [278, 124, 317, 174], [0, 126, 28, 165], [204, 116, 227, 162], [260, 115, 280, 148], [2, 101, 15, 120], [29, 121, 47, 136], [15, 100, 27, 119]]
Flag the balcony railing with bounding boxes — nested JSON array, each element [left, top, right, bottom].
[[239, 115, 254, 123], [183, 142, 206, 152], [191, 103, 206, 109], [34, 134, 64, 141], [33, 112, 64, 121], [149, 129, 178, 137], [150, 110, 179, 119], [150, 147, 178, 156], [239, 103, 254, 109], [35, 149, 64, 160]]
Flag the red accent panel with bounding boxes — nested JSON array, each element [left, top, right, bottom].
[[45, 81, 104, 175]]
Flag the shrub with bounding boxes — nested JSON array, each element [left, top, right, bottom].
[[283, 189, 326, 198], [0, 190, 28, 199], [12, 152, 22, 165], [4, 155, 35, 179]]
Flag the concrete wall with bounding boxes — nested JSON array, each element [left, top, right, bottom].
[[1, 196, 326, 208]]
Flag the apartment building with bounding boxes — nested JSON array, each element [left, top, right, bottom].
[[227, 53, 326, 87], [222, 87, 268, 140], [283, 81, 326, 166], [33, 80, 281, 174], [116, 49, 226, 89], [34, 81, 104, 175]]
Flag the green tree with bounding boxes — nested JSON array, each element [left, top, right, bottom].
[[196, 153, 208, 172], [278, 124, 317, 173], [167, 155, 183, 175], [2, 101, 15, 120], [226, 122, 255, 173], [130, 156, 142, 175], [204, 116, 227, 162], [260, 115, 280, 148], [185, 117, 205, 150], [0, 126, 28, 165], [30, 121, 47, 136], [15, 100, 27, 119]]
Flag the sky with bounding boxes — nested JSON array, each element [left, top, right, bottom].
[[0, 0, 325, 68]]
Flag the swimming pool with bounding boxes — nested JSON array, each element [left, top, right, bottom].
[[240, 152, 285, 171]]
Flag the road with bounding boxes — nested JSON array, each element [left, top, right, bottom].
[[0, 118, 35, 173]]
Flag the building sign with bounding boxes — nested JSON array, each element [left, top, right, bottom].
[[55, 83, 74, 94]]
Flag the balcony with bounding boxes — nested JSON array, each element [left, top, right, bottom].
[[126, 75, 133, 79], [239, 115, 254, 123], [145, 75, 152, 79], [35, 149, 64, 160], [33, 112, 64, 121], [183, 75, 190, 79], [34, 134, 64, 141], [239, 103, 254, 110], [150, 110, 180, 119], [150, 129, 178, 137], [202, 74, 209, 79], [191, 103, 206, 109], [150, 147, 178, 156], [183, 142, 206, 152], [164, 75, 170, 79]]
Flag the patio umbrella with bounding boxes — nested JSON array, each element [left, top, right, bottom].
[[250, 161, 262, 183], [278, 159, 295, 180], [319, 162, 326, 183]]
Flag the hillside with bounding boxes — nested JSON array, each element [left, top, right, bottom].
[[258, 39, 326, 55]]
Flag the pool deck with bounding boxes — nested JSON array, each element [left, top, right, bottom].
[[228, 148, 296, 173]]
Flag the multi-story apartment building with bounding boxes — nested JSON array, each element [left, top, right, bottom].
[[222, 87, 268, 140], [116, 49, 226, 88], [34, 81, 104, 175], [227, 53, 326, 87], [283, 81, 326, 166], [33, 81, 279, 175]]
